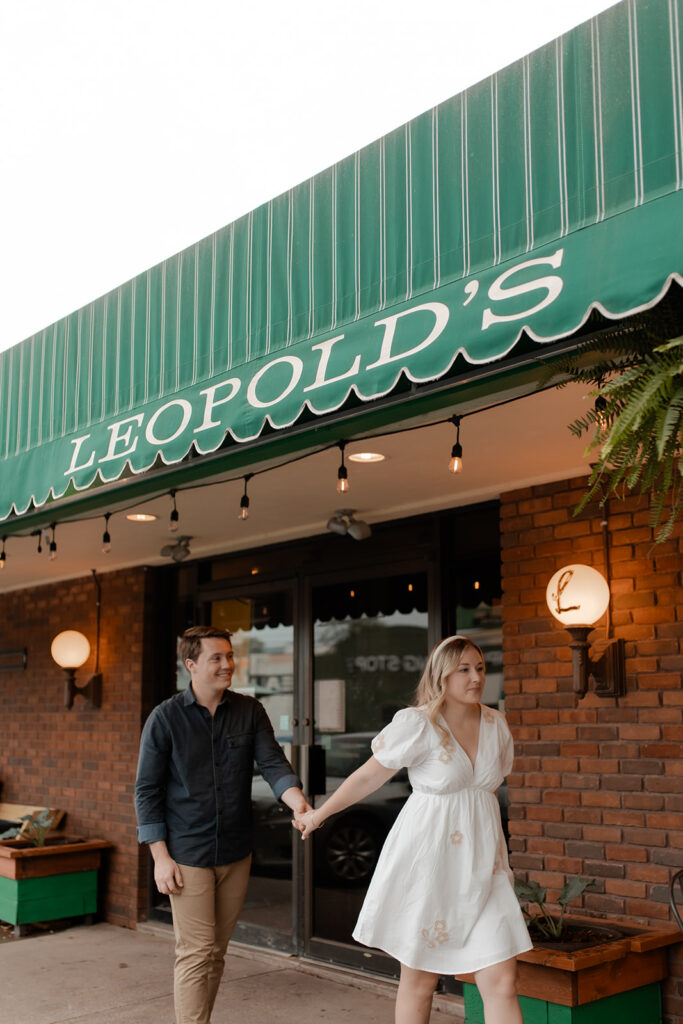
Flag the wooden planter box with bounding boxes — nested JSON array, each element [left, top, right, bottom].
[[459, 915, 681, 1023], [0, 837, 112, 933]]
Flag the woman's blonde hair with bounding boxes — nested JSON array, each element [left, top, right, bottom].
[[415, 635, 485, 743]]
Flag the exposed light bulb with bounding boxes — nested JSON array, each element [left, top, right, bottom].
[[449, 443, 463, 474], [49, 541, 57, 561], [0, 538, 6, 569], [239, 475, 252, 521], [336, 443, 349, 493], [170, 491, 179, 533], [594, 394, 609, 428], [449, 415, 463, 474], [102, 514, 112, 554]]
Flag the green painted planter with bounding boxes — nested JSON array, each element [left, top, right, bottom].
[[0, 836, 112, 933], [0, 870, 98, 926], [463, 980, 661, 1023], [458, 916, 680, 1024]]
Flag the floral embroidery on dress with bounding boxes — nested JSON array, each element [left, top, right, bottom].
[[438, 736, 455, 763], [481, 706, 495, 723], [372, 735, 385, 753], [449, 830, 463, 845], [421, 920, 450, 948]]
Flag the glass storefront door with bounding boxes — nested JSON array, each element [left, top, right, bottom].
[[209, 586, 298, 951], [306, 570, 430, 972]]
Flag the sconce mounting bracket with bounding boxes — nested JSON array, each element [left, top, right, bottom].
[[565, 627, 626, 700], [64, 670, 102, 710]]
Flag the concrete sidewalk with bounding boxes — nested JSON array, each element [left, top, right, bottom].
[[0, 922, 464, 1023]]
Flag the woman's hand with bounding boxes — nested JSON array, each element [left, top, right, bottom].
[[292, 809, 321, 839]]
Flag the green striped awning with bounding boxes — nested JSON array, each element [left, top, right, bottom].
[[1, 0, 682, 521]]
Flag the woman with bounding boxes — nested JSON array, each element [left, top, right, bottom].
[[293, 635, 531, 1024]]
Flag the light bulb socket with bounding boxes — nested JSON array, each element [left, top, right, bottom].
[[239, 494, 250, 521], [102, 530, 111, 554], [337, 464, 349, 493], [49, 543, 57, 561]]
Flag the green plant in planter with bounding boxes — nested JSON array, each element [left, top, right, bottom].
[[514, 875, 597, 940], [0, 809, 56, 847]]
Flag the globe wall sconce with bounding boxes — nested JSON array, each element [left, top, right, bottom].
[[546, 564, 626, 700], [51, 630, 102, 709]]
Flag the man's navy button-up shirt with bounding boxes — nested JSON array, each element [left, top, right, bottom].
[[135, 685, 300, 867]]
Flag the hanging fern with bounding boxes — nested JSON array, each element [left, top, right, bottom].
[[540, 304, 683, 542]]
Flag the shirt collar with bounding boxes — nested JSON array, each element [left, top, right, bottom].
[[182, 683, 231, 708]]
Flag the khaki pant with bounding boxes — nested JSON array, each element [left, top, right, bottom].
[[169, 855, 252, 1024]]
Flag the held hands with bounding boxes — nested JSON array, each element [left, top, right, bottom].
[[292, 809, 322, 839]]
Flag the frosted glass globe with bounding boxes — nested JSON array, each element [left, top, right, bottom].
[[546, 565, 610, 627], [51, 630, 90, 669]]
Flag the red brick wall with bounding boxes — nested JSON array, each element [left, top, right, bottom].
[[0, 567, 150, 928], [501, 475, 683, 1024]]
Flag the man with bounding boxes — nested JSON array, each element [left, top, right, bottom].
[[135, 625, 310, 1024]]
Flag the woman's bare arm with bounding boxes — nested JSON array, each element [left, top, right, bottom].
[[293, 755, 396, 838]]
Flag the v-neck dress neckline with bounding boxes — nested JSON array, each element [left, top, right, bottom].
[[439, 704, 483, 771]]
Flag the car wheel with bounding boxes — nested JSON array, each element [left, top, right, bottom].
[[318, 818, 382, 885]]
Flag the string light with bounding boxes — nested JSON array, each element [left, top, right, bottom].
[[0, 536, 6, 570], [337, 442, 349, 494], [102, 513, 112, 554], [5, 390, 546, 568], [594, 394, 609, 428], [449, 415, 463, 474], [239, 475, 253, 521], [169, 490, 179, 533]]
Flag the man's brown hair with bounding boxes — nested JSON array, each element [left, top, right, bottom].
[[178, 625, 233, 665]]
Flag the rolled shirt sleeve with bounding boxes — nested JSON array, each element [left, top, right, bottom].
[[134, 707, 171, 844]]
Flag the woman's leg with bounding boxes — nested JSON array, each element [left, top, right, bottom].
[[395, 964, 439, 1024], [473, 957, 523, 1024]]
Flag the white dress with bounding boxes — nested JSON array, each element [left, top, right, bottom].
[[352, 705, 532, 974]]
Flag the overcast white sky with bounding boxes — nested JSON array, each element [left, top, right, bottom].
[[0, 0, 619, 354]]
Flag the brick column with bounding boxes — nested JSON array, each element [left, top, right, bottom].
[[0, 567, 149, 928], [501, 475, 683, 1024]]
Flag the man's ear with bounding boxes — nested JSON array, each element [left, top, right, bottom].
[[185, 658, 196, 674]]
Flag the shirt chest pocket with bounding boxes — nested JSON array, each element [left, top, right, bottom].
[[225, 733, 254, 774]]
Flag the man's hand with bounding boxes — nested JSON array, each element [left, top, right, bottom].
[[149, 841, 184, 895], [280, 786, 312, 818], [292, 809, 321, 839]]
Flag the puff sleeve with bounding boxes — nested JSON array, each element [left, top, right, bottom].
[[371, 707, 431, 770]]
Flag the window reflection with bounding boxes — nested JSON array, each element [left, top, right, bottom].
[[311, 576, 429, 946]]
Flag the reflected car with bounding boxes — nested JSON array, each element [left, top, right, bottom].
[[252, 732, 410, 886]]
